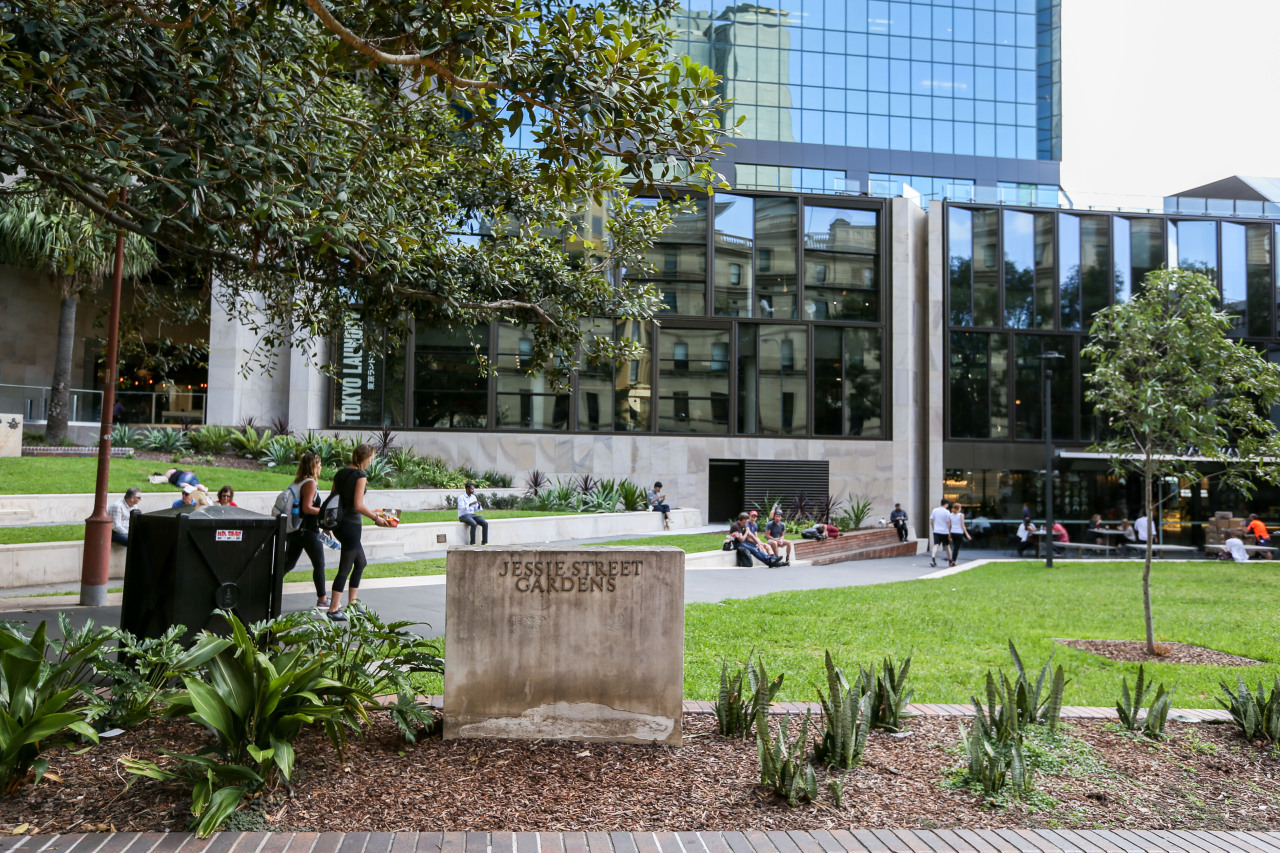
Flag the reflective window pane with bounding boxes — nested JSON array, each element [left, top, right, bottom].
[[657, 327, 731, 433], [412, 324, 488, 429], [803, 206, 879, 321], [614, 319, 653, 432], [949, 206, 973, 325], [1013, 334, 1073, 441], [1173, 219, 1218, 280], [1003, 209, 1034, 327], [949, 330, 1008, 439], [1079, 215, 1110, 327], [814, 326, 883, 437], [1130, 218, 1163, 294], [713, 194, 755, 317], [636, 198, 707, 316], [755, 198, 800, 319], [494, 324, 569, 430], [1058, 213, 1080, 331], [972, 209, 999, 326]]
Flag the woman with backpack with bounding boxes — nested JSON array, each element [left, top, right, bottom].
[[279, 451, 328, 609], [324, 443, 390, 621]]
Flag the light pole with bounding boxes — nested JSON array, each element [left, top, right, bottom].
[[1039, 350, 1065, 567]]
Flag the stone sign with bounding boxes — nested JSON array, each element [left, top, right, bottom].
[[0, 414, 21, 458], [444, 546, 684, 745]]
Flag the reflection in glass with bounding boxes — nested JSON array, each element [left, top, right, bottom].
[[756, 325, 809, 434], [813, 326, 883, 437], [1221, 223, 1273, 339], [1003, 210, 1034, 327], [657, 327, 731, 433], [1113, 217, 1130, 304], [755, 198, 799, 319], [1013, 335, 1073, 441], [1223, 223, 1248, 337], [633, 198, 707, 315], [802, 206, 879, 321], [495, 323, 569, 430], [1173, 220, 1218, 280], [614, 319, 653, 431], [1130, 218, 1163, 295], [1034, 213, 1055, 327], [713, 194, 754, 317], [413, 324, 488, 429], [1058, 213, 1080, 331], [972, 209, 999, 326], [1080, 215, 1110, 328], [949, 331, 1007, 439], [949, 206, 973, 326]]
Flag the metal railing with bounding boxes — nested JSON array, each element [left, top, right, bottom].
[[0, 383, 206, 425], [933, 184, 1280, 220]]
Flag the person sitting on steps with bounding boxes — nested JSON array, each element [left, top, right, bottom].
[[648, 481, 671, 530], [457, 482, 489, 545], [764, 510, 794, 565], [730, 512, 782, 567]]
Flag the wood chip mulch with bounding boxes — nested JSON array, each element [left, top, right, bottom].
[[1054, 638, 1266, 666], [3, 713, 1278, 834]]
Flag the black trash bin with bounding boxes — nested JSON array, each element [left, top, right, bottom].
[[120, 504, 288, 643]]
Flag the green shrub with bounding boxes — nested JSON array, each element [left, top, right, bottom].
[[1218, 676, 1280, 743], [846, 494, 874, 529], [121, 611, 368, 836], [187, 426, 232, 455], [301, 433, 350, 469], [272, 608, 444, 743], [1115, 665, 1173, 741], [0, 621, 104, 795], [259, 436, 299, 468], [617, 479, 650, 512], [481, 469, 513, 488], [96, 625, 221, 730], [229, 425, 274, 456], [756, 711, 818, 806], [141, 427, 188, 454], [958, 671, 1031, 801], [859, 654, 914, 733], [713, 652, 783, 739], [363, 454, 396, 487], [813, 651, 871, 770], [111, 424, 142, 448], [1007, 641, 1066, 732]]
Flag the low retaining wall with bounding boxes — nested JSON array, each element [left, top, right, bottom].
[[0, 487, 524, 526], [684, 528, 924, 568], [0, 507, 701, 589]]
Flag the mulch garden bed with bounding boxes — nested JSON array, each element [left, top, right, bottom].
[[1054, 639, 1266, 667], [3, 713, 1277, 834], [134, 449, 269, 473]]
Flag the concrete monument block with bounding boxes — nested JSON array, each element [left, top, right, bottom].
[[0, 414, 21, 457], [444, 546, 684, 745]]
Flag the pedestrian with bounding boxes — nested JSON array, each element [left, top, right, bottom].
[[280, 452, 329, 609], [326, 444, 391, 622], [111, 400, 126, 425], [457, 481, 489, 545], [889, 502, 909, 542], [929, 498, 952, 568], [948, 501, 972, 567], [648, 481, 671, 530], [107, 487, 142, 546], [217, 485, 237, 506]]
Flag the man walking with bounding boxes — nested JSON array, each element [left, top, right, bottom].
[[929, 498, 952, 568], [107, 487, 142, 546], [457, 482, 489, 545]]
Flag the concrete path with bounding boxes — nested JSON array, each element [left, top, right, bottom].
[[0, 536, 965, 638], [3, 829, 1277, 853]]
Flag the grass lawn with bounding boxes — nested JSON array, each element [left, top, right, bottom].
[[683, 560, 1280, 708], [0, 457, 306, 495], [284, 557, 447, 585], [0, 523, 85, 545]]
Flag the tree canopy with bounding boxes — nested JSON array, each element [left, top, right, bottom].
[[0, 0, 733, 376], [1083, 267, 1280, 651]]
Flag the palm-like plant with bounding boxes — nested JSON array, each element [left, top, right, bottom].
[[0, 182, 156, 443]]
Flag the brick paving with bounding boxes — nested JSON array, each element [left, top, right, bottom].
[[4, 831, 1279, 853]]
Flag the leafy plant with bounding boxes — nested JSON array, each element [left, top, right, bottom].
[[122, 612, 368, 835], [272, 608, 444, 743], [575, 473, 599, 495], [617, 479, 651, 512], [859, 654, 914, 733], [111, 424, 142, 448], [756, 711, 818, 806], [750, 492, 787, 520], [481, 469, 513, 488], [259, 436, 299, 468], [827, 776, 845, 808], [484, 493, 523, 510], [581, 478, 622, 513], [959, 671, 1031, 801], [1217, 676, 1280, 743], [789, 491, 813, 523], [846, 494, 875, 530], [142, 426, 189, 454], [301, 433, 350, 469], [187, 425, 232, 455], [1007, 641, 1066, 732], [229, 425, 274, 457], [524, 469, 550, 497], [815, 493, 847, 525], [363, 454, 396, 488], [268, 415, 294, 440], [0, 621, 103, 795], [373, 425, 397, 455], [96, 625, 220, 730], [713, 653, 784, 739], [813, 651, 871, 770]]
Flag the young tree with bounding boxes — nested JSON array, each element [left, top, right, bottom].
[[0, 184, 157, 443], [1083, 268, 1280, 654], [0, 0, 734, 377]]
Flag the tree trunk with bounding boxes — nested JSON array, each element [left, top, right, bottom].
[[45, 291, 78, 446], [1143, 459, 1156, 655]]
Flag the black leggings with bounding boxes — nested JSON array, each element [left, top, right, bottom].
[[332, 519, 366, 593], [282, 529, 326, 599], [949, 534, 964, 562]]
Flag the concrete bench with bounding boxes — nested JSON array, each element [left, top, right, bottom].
[[1053, 541, 1115, 558], [1206, 543, 1274, 559], [1121, 542, 1200, 556]]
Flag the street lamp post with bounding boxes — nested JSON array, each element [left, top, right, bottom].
[[1039, 351, 1065, 568]]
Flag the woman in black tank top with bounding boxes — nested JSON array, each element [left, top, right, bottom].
[[325, 443, 390, 621]]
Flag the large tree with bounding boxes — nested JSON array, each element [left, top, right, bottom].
[[1083, 268, 1280, 654], [0, 0, 732, 376], [0, 183, 157, 442]]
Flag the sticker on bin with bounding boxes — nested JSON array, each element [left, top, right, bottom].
[[215, 530, 243, 542]]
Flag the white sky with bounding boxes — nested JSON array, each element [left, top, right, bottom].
[[1059, 0, 1280, 199]]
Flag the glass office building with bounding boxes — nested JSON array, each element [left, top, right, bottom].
[[673, 0, 1061, 195]]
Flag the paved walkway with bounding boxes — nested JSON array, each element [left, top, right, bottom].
[[4, 829, 1279, 853]]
